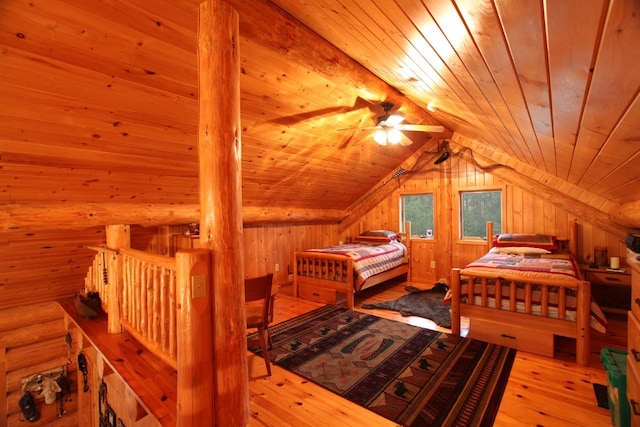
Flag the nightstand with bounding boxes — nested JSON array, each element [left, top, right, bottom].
[[581, 265, 632, 313]]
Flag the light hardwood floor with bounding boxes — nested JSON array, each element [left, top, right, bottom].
[[247, 280, 625, 426]]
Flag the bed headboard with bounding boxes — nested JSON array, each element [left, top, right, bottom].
[[485, 220, 579, 257]]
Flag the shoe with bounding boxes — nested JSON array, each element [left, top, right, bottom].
[[19, 391, 40, 423]]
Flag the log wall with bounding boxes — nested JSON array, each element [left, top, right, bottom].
[[1, 302, 78, 427]]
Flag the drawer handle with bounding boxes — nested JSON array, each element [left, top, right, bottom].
[[633, 348, 640, 362], [636, 298, 640, 308], [605, 277, 621, 282], [500, 333, 516, 340], [632, 399, 640, 416], [312, 293, 320, 297]]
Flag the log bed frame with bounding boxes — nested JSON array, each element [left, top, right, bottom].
[[293, 222, 412, 309], [450, 221, 592, 366]]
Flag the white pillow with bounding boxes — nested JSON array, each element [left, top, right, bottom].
[[491, 246, 551, 255]]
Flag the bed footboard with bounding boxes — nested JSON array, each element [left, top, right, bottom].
[[451, 268, 591, 366], [294, 252, 355, 308]]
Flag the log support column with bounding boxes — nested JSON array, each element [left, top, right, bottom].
[[198, 1, 248, 426]]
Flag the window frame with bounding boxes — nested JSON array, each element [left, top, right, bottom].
[[399, 192, 435, 240], [458, 188, 504, 242]]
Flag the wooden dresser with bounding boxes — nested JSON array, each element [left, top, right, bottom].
[[627, 258, 640, 426]]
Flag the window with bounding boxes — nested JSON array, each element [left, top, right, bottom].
[[401, 194, 434, 238], [460, 190, 502, 239]]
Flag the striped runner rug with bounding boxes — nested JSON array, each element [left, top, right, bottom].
[[249, 305, 516, 426]]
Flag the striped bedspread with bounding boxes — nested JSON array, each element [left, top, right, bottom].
[[459, 250, 607, 333], [306, 241, 408, 291]]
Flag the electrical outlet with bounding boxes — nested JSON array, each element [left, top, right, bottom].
[[430, 260, 436, 268], [275, 263, 280, 272], [192, 274, 206, 298]]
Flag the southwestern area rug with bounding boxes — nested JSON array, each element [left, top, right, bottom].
[[361, 283, 452, 328], [249, 305, 516, 427]]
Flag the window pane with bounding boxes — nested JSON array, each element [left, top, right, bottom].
[[402, 194, 434, 237], [460, 191, 502, 238]]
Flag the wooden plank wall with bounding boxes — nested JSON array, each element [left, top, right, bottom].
[[155, 154, 627, 288], [352, 155, 627, 284], [1, 302, 77, 427]]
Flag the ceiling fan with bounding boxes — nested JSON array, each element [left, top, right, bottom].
[[338, 102, 445, 146]]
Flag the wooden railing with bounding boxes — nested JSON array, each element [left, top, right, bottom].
[[120, 248, 177, 369], [85, 247, 178, 369]]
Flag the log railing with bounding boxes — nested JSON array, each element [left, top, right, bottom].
[[85, 247, 179, 369], [120, 248, 178, 369]]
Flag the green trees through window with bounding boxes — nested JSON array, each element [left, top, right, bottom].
[[460, 190, 502, 239], [401, 194, 434, 237]]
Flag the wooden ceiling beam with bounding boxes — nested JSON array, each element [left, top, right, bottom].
[[610, 200, 640, 230], [0, 202, 345, 232]]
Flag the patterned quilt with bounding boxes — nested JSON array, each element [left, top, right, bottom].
[[459, 250, 607, 333], [306, 241, 408, 291], [465, 250, 580, 279]]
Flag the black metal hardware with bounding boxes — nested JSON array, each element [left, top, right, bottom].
[[78, 352, 89, 392]]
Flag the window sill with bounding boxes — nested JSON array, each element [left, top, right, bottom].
[[457, 239, 489, 246]]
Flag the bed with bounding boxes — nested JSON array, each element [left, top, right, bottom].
[[450, 221, 607, 366], [294, 223, 411, 309]]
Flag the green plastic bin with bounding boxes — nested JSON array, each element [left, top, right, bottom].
[[601, 347, 630, 427]]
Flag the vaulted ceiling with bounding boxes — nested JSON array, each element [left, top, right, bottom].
[[1, 0, 639, 233]]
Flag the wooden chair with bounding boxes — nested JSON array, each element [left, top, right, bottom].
[[245, 273, 274, 376]]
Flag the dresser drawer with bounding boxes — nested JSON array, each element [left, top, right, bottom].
[[628, 351, 640, 427], [468, 318, 553, 357], [586, 270, 631, 286], [629, 312, 640, 368], [632, 269, 640, 320]]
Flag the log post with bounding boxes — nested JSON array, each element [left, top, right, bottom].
[[176, 250, 214, 426], [106, 225, 130, 334], [198, 1, 249, 427], [451, 269, 461, 335], [576, 280, 591, 366]]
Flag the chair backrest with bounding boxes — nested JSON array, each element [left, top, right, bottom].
[[244, 273, 274, 327]]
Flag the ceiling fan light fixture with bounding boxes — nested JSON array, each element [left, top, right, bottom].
[[385, 114, 404, 126], [387, 129, 402, 144], [373, 129, 387, 145]]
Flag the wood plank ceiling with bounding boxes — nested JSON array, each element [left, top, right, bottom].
[[0, 0, 639, 309], [269, 0, 640, 214], [1, 0, 639, 228]]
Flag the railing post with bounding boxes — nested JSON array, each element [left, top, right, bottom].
[[106, 225, 130, 334], [176, 249, 214, 426]]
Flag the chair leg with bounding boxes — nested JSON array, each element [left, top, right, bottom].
[[258, 327, 271, 376], [266, 327, 273, 349]]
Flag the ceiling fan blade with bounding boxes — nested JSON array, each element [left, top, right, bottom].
[[267, 106, 354, 125], [335, 125, 381, 132], [397, 124, 445, 133]]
